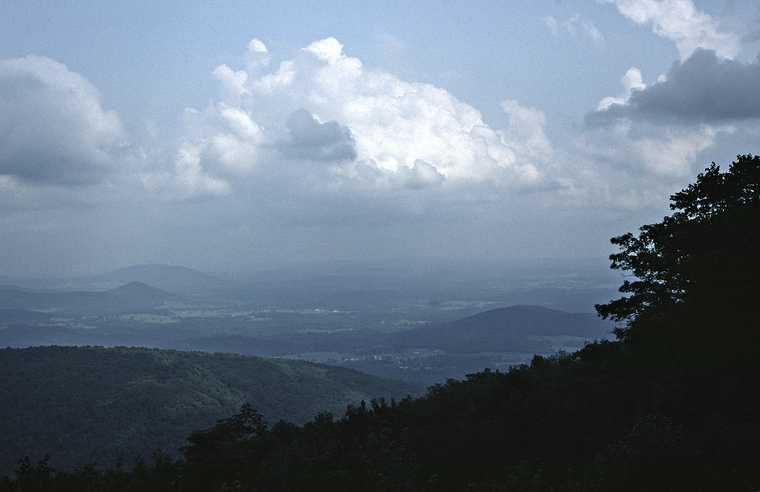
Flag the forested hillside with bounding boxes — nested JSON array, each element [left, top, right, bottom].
[[0, 346, 415, 475]]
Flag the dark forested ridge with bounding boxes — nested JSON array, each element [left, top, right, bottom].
[[2, 156, 759, 491], [6, 346, 759, 491], [0, 346, 416, 475]]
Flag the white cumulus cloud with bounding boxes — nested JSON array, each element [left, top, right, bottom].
[[0, 55, 128, 186], [144, 37, 553, 198]]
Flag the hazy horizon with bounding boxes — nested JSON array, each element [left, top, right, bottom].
[[0, 255, 615, 280]]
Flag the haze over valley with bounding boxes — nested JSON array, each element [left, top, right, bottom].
[[0, 259, 617, 386]]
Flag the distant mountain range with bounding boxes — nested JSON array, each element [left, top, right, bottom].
[[90, 264, 226, 294], [0, 346, 416, 474], [171, 305, 614, 358], [391, 305, 614, 353], [176, 306, 614, 358], [1, 260, 619, 313], [0, 264, 224, 296], [0, 281, 174, 314]]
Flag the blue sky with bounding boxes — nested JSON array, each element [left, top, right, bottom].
[[0, 1, 677, 128], [1, 0, 759, 274]]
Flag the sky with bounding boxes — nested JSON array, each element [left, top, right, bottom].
[[1, 0, 759, 276]]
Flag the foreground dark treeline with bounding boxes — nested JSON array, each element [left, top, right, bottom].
[[3, 348, 760, 491], [2, 156, 759, 491]]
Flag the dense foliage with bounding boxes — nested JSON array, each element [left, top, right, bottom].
[[2, 156, 759, 491], [4, 348, 759, 491], [596, 155, 760, 362], [0, 346, 413, 475]]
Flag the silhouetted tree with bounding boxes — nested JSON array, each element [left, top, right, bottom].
[[596, 155, 760, 360], [182, 403, 269, 490]]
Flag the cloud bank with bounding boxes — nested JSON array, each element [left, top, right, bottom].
[[1, 11, 752, 223], [589, 49, 760, 125], [0, 56, 127, 186], [144, 37, 552, 198]]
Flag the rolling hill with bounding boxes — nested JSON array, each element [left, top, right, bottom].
[[0, 346, 415, 474], [92, 264, 226, 294], [392, 305, 614, 353], [0, 282, 174, 314]]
